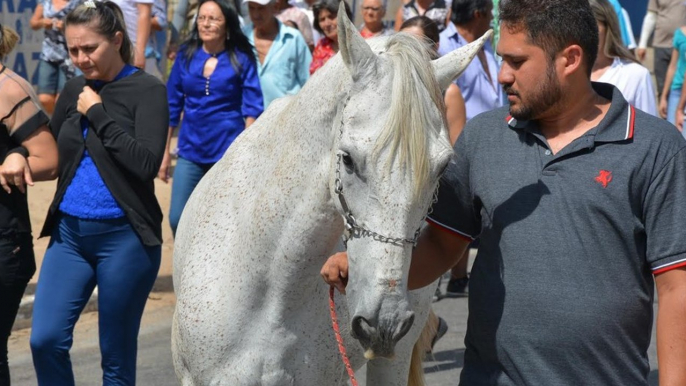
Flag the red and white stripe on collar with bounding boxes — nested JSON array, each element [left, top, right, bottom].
[[624, 105, 636, 140]]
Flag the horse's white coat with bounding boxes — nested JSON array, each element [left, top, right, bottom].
[[171, 10, 491, 385]]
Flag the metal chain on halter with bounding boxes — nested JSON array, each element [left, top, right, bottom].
[[334, 94, 440, 248]]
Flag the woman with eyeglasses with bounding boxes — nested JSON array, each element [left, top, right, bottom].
[[358, 0, 392, 39], [163, 0, 263, 236]]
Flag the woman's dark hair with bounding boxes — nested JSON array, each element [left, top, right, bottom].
[[65, 1, 133, 64], [499, 0, 598, 76], [400, 16, 440, 46], [312, 0, 352, 35], [183, 0, 255, 73]]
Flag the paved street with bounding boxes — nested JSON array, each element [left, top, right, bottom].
[[8, 273, 660, 385]]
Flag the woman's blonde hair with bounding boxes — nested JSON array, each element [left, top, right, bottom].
[[589, 0, 637, 64], [0, 24, 20, 61]]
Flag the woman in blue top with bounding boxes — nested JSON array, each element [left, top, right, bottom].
[[29, 1, 169, 383], [658, 23, 686, 126], [162, 0, 263, 236]]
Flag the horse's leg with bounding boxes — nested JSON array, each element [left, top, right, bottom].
[[363, 283, 436, 386]]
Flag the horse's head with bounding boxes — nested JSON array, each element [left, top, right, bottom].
[[329, 3, 491, 359]]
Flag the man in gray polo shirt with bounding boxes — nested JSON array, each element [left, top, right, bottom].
[[322, 0, 686, 384]]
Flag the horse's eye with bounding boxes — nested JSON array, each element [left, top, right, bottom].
[[342, 153, 354, 168]]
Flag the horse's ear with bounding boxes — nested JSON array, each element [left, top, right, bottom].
[[432, 29, 493, 91], [338, 0, 376, 81]]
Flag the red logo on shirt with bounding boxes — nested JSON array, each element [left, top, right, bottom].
[[594, 170, 613, 188]]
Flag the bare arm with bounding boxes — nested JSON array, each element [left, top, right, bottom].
[[659, 49, 679, 119], [29, 5, 51, 30], [135, 2, 152, 68], [445, 83, 466, 145], [157, 126, 175, 183], [245, 117, 256, 128], [408, 225, 470, 290], [394, 7, 404, 32], [0, 126, 58, 193], [655, 267, 686, 385]]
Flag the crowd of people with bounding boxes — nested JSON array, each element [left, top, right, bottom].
[[0, 0, 685, 384]]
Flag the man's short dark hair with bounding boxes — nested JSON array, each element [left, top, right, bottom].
[[499, 0, 598, 76], [451, 0, 491, 26]]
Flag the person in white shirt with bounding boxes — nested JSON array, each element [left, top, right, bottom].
[[590, 0, 657, 116], [110, 0, 154, 67]]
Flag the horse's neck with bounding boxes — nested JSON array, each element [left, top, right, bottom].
[[238, 61, 349, 281]]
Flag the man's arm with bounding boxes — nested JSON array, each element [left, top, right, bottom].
[[408, 224, 470, 290], [321, 224, 470, 293], [655, 267, 686, 385], [637, 10, 656, 61]]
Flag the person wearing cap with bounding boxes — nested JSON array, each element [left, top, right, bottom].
[[243, 0, 311, 108]]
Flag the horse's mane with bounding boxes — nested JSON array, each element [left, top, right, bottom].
[[372, 33, 449, 199]]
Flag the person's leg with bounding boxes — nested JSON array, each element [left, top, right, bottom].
[[30, 217, 97, 386], [168, 157, 209, 235], [36, 60, 59, 115], [0, 233, 35, 386], [93, 219, 160, 385], [667, 88, 682, 125], [654, 47, 672, 100]]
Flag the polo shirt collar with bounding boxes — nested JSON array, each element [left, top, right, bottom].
[[444, 22, 463, 45], [506, 82, 636, 143]]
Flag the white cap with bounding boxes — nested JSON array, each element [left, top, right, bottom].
[[242, 0, 273, 5]]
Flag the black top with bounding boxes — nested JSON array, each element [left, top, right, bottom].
[[0, 65, 49, 236], [40, 71, 169, 246]]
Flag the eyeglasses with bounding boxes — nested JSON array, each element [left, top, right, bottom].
[[197, 15, 224, 24], [362, 6, 382, 11]]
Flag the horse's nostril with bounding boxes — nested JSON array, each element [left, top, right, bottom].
[[392, 311, 415, 343], [351, 315, 376, 342]]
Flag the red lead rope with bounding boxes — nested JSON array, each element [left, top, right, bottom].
[[329, 286, 359, 386]]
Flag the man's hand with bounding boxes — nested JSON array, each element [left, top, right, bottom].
[[637, 48, 647, 62], [320, 252, 349, 294], [77, 86, 102, 115], [0, 153, 33, 194]]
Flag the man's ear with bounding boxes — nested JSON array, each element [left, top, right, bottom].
[[559, 44, 585, 77]]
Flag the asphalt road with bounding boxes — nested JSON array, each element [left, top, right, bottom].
[[8, 280, 660, 385]]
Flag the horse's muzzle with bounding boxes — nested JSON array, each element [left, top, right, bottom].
[[351, 310, 415, 359]]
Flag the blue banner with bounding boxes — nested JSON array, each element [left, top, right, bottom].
[[1, 0, 42, 84]]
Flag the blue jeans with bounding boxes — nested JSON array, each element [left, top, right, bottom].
[[169, 157, 214, 236], [667, 88, 682, 126], [30, 215, 160, 386]]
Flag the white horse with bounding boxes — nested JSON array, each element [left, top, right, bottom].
[[172, 7, 490, 385]]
